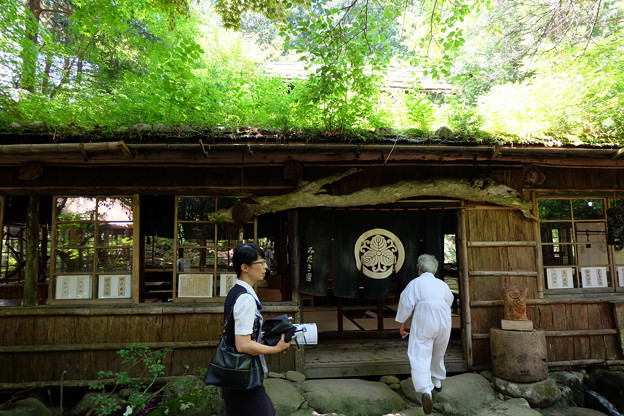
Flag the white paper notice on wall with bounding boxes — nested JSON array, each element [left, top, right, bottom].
[[546, 268, 574, 289], [56, 275, 92, 299], [580, 267, 608, 288], [618, 267, 624, 287], [98, 274, 131, 299], [219, 273, 237, 297], [178, 273, 213, 297]]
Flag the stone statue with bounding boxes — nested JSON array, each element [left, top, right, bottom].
[[502, 285, 528, 321]]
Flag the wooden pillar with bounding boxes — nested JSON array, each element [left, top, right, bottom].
[[458, 204, 473, 369], [132, 194, 141, 304], [531, 191, 545, 299], [23, 195, 40, 306]]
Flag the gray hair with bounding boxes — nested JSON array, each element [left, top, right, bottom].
[[417, 254, 439, 274]]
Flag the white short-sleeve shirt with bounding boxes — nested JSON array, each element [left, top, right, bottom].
[[232, 280, 261, 336]]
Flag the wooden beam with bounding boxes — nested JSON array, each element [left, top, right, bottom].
[[612, 148, 624, 159], [472, 329, 618, 339], [471, 297, 624, 307], [0, 303, 299, 316], [473, 359, 624, 372], [0, 375, 195, 390], [548, 359, 624, 367], [467, 241, 536, 247], [0, 340, 220, 353], [469, 271, 538, 277]]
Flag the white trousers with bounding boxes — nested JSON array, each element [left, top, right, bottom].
[[408, 326, 451, 394]]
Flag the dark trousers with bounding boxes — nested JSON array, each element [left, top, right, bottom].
[[222, 385, 276, 416]]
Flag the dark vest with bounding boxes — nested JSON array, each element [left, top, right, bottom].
[[223, 284, 262, 351]]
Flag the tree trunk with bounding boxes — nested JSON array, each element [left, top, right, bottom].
[[208, 169, 535, 223], [23, 195, 40, 306], [41, 53, 53, 94], [77, 58, 83, 84], [50, 57, 72, 98], [19, 0, 41, 92]]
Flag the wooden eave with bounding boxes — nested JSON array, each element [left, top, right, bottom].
[[0, 141, 623, 168]]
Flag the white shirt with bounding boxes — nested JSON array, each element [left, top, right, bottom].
[[232, 280, 261, 336], [395, 272, 454, 338]]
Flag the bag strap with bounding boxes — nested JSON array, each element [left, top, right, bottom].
[[221, 291, 243, 334], [222, 288, 261, 350]]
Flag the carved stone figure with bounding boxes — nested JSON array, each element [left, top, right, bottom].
[[502, 286, 528, 321]]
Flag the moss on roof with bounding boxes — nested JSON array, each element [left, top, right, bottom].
[[1, 123, 622, 149]]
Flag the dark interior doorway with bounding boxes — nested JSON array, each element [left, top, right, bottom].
[[299, 203, 465, 378], [299, 205, 461, 341]]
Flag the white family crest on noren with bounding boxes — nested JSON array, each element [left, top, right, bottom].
[[354, 228, 405, 279]]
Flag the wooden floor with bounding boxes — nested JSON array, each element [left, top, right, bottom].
[[303, 337, 467, 379]]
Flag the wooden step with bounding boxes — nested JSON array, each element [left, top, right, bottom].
[[303, 339, 467, 379]]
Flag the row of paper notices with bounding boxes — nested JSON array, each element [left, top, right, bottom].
[[55, 273, 240, 299], [56, 274, 131, 299], [178, 273, 237, 297], [546, 267, 624, 289]]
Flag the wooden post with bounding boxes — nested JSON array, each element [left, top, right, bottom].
[[531, 191, 545, 299], [458, 205, 473, 369], [23, 195, 40, 306], [288, 210, 304, 373], [132, 194, 140, 304]]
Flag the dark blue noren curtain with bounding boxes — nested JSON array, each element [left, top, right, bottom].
[[299, 208, 446, 300], [299, 209, 331, 296], [332, 210, 423, 299]]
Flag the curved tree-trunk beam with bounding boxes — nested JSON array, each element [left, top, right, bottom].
[[209, 169, 535, 222]]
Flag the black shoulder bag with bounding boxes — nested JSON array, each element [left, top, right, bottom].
[[204, 293, 263, 390]]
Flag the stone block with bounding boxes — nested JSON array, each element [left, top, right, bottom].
[[490, 328, 548, 383]]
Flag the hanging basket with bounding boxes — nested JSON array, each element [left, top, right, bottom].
[[232, 203, 253, 224]]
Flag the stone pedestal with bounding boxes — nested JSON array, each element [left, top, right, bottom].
[[490, 327, 548, 383]]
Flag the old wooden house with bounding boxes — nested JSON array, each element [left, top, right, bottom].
[[1, 132, 624, 387]]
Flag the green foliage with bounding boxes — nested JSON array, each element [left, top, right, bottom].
[[0, 0, 623, 144], [147, 387, 222, 416], [86, 344, 219, 416], [404, 0, 486, 79], [477, 29, 624, 143], [88, 344, 172, 416], [405, 93, 436, 131], [283, 1, 402, 132], [442, 96, 485, 135], [215, 0, 308, 29]]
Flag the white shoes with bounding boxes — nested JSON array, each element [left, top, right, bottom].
[[433, 378, 442, 392]]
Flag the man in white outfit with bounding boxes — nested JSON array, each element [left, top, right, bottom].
[[395, 254, 454, 415]]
